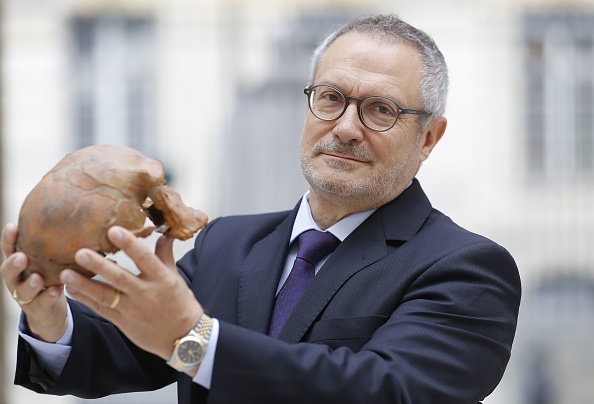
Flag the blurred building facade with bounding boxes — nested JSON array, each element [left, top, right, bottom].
[[1, 0, 594, 403]]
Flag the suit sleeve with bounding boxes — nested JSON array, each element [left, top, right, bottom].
[[14, 300, 177, 398], [206, 240, 521, 404]]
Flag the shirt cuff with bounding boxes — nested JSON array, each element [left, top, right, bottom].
[[192, 317, 219, 389], [18, 304, 74, 379]]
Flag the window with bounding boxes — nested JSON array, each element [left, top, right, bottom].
[[524, 12, 594, 181], [70, 15, 155, 153]]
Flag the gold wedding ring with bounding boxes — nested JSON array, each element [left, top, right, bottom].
[[12, 289, 34, 306], [110, 289, 121, 309]]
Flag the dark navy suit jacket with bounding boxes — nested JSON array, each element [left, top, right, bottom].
[[16, 179, 521, 404]]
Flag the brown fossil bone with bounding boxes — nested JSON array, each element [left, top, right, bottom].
[[16, 144, 208, 286]]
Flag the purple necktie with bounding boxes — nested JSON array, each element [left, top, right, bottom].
[[268, 229, 340, 338]]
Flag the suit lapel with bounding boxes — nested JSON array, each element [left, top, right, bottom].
[[237, 209, 296, 334], [276, 179, 433, 343], [276, 212, 388, 342]]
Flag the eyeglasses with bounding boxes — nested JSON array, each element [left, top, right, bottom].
[[304, 84, 432, 132]]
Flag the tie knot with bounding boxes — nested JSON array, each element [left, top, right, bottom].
[[295, 229, 340, 266]]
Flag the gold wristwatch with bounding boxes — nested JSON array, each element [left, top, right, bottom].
[[167, 313, 213, 372]]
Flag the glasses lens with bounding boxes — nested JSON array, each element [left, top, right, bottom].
[[360, 97, 398, 131], [309, 86, 346, 120]]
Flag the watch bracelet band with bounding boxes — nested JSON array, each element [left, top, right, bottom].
[[195, 313, 213, 344], [167, 313, 213, 371]]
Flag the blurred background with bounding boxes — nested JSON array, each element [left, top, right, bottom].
[[1, 0, 593, 403]]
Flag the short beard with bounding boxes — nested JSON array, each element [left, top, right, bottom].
[[300, 138, 418, 203]]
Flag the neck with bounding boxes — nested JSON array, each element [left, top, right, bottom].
[[307, 191, 381, 230], [307, 180, 413, 230], [308, 196, 353, 230]]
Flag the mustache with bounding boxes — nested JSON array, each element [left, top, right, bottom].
[[312, 139, 374, 163]]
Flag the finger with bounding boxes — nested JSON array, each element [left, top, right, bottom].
[[67, 289, 120, 321], [62, 268, 123, 310], [107, 226, 165, 278], [22, 284, 64, 310], [155, 235, 176, 271], [1, 223, 18, 259], [71, 249, 137, 294], [11, 272, 46, 307], [1, 252, 29, 289]]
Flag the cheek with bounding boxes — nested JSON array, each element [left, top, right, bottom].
[[375, 137, 420, 167], [372, 137, 399, 163], [301, 117, 327, 148]]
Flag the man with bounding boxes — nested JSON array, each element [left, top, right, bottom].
[[1, 14, 521, 403]]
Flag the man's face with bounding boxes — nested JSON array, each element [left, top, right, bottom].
[[300, 32, 440, 211]]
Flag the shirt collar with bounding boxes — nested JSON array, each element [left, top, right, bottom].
[[290, 191, 377, 244]]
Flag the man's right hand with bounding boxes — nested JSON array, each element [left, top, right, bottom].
[[1, 223, 68, 343]]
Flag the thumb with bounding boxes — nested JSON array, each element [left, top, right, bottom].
[[1, 223, 19, 259], [155, 235, 176, 271]]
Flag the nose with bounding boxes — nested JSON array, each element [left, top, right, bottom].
[[332, 102, 364, 143]]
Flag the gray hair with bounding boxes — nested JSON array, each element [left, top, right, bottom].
[[307, 14, 449, 119]]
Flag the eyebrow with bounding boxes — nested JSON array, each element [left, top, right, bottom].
[[317, 81, 406, 105]]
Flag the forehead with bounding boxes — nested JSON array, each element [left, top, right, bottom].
[[316, 32, 423, 103]]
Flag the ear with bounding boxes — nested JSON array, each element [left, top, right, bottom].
[[419, 116, 447, 161]]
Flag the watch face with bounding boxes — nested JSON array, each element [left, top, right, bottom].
[[178, 338, 204, 365]]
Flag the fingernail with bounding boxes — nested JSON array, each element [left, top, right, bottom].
[[13, 254, 25, 269], [28, 276, 39, 288], [49, 288, 59, 297], [61, 271, 75, 284], [75, 250, 90, 265], [110, 227, 124, 241]]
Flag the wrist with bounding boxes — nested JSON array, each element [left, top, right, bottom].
[[167, 313, 213, 372], [185, 365, 199, 378], [26, 316, 68, 343]]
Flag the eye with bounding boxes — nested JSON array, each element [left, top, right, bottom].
[[366, 99, 397, 116], [327, 93, 339, 102], [361, 97, 400, 129], [318, 89, 342, 103]]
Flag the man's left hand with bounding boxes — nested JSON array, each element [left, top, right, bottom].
[[60, 226, 203, 361]]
